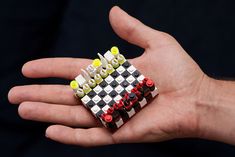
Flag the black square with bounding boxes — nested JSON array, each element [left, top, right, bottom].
[[110, 90, 118, 98], [120, 90, 127, 97], [133, 70, 140, 78], [97, 100, 106, 108], [132, 80, 139, 87], [108, 100, 116, 107], [110, 80, 118, 88], [87, 90, 96, 98], [96, 110, 104, 118], [111, 71, 119, 78], [100, 80, 108, 88], [121, 80, 129, 88], [122, 61, 131, 68], [98, 90, 107, 98], [121, 70, 130, 78], [145, 93, 153, 102], [86, 101, 95, 108]]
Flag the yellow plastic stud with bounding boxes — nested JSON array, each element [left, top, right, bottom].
[[100, 69, 108, 78], [88, 79, 96, 88], [106, 64, 115, 74], [94, 74, 103, 84], [70, 80, 79, 89], [117, 54, 126, 65], [92, 59, 102, 68], [76, 88, 85, 98], [111, 59, 119, 69], [83, 84, 92, 94], [111, 46, 119, 56]]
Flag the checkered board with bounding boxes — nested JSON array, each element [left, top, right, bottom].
[[79, 60, 158, 130], [70, 47, 158, 130]]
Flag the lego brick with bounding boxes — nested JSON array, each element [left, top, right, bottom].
[[70, 46, 158, 131], [75, 74, 87, 87]]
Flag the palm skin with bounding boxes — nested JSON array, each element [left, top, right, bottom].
[[8, 6, 208, 146]]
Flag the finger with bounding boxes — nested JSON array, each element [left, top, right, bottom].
[[8, 85, 78, 105], [46, 125, 114, 147], [22, 58, 91, 79], [18, 102, 99, 127], [109, 6, 165, 49]]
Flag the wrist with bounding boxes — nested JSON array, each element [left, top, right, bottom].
[[195, 76, 235, 144]]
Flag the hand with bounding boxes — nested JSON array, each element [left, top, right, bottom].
[[8, 6, 208, 147]]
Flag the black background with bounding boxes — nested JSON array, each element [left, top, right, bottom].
[[0, 0, 235, 157]]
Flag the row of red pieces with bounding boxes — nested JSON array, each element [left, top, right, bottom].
[[101, 78, 155, 123]]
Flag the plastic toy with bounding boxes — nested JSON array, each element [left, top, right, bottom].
[[70, 47, 158, 131]]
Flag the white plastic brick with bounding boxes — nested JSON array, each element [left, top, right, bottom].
[[125, 85, 134, 93], [115, 75, 125, 84], [102, 105, 110, 113], [105, 75, 114, 84], [93, 85, 102, 94], [127, 65, 136, 74], [103, 95, 112, 103], [81, 95, 91, 105], [126, 75, 135, 84], [115, 118, 124, 128], [115, 85, 124, 94], [137, 75, 145, 82], [91, 105, 100, 114], [104, 85, 113, 94], [127, 108, 135, 117], [151, 87, 158, 97], [139, 98, 147, 108], [75, 74, 87, 87], [104, 50, 115, 63], [114, 95, 122, 103], [116, 66, 125, 74], [92, 95, 101, 103]]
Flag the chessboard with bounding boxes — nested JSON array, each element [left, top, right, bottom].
[[70, 47, 158, 130]]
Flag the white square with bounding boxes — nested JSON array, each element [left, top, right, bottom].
[[81, 95, 91, 105], [137, 75, 145, 82], [105, 75, 114, 84], [115, 85, 124, 94], [104, 50, 115, 63], [116, 66, 125, 74], [115, 118, 124, 128], [127, 108, 135, 117], [151, 87, 158, 97], [103, 95, 112, 103], [139, 98, 147, 108], [104, 85, 113, 94], [102, 105, 110, 113], [93, 85, 102, 94], [91, 105, 100, 114], [127, 65, 136, 74], [126, 75, 135, 84], [115, 75, 125, 84], [92, 95, 101, 103], [75, 74, 87, 87], [114, 95, 122, 102], [125, 85, 134, 93]]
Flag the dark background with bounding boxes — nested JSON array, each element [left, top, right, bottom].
[[0, 0, 235, 157]]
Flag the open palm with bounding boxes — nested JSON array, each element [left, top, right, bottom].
[[8, 6, 207, 147]]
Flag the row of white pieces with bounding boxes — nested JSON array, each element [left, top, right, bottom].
[[75, 50, 125, 87]]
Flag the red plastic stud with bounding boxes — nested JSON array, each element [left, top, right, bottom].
[[104, 114, 113, 123], [117, 100, 124, 108], [107, 107, 114, 114], [143, 77, 148, 83], [146, 79, 154, 87]]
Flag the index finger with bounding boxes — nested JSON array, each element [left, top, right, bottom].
[[22, 58, 91, 79]]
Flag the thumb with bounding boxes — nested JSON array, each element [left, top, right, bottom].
[[109, 6, 165, 49]]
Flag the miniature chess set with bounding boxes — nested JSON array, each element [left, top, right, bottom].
[[70, 47, 158, 131]]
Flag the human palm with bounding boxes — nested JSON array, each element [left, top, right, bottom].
[[8, 6, 207, 146]]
